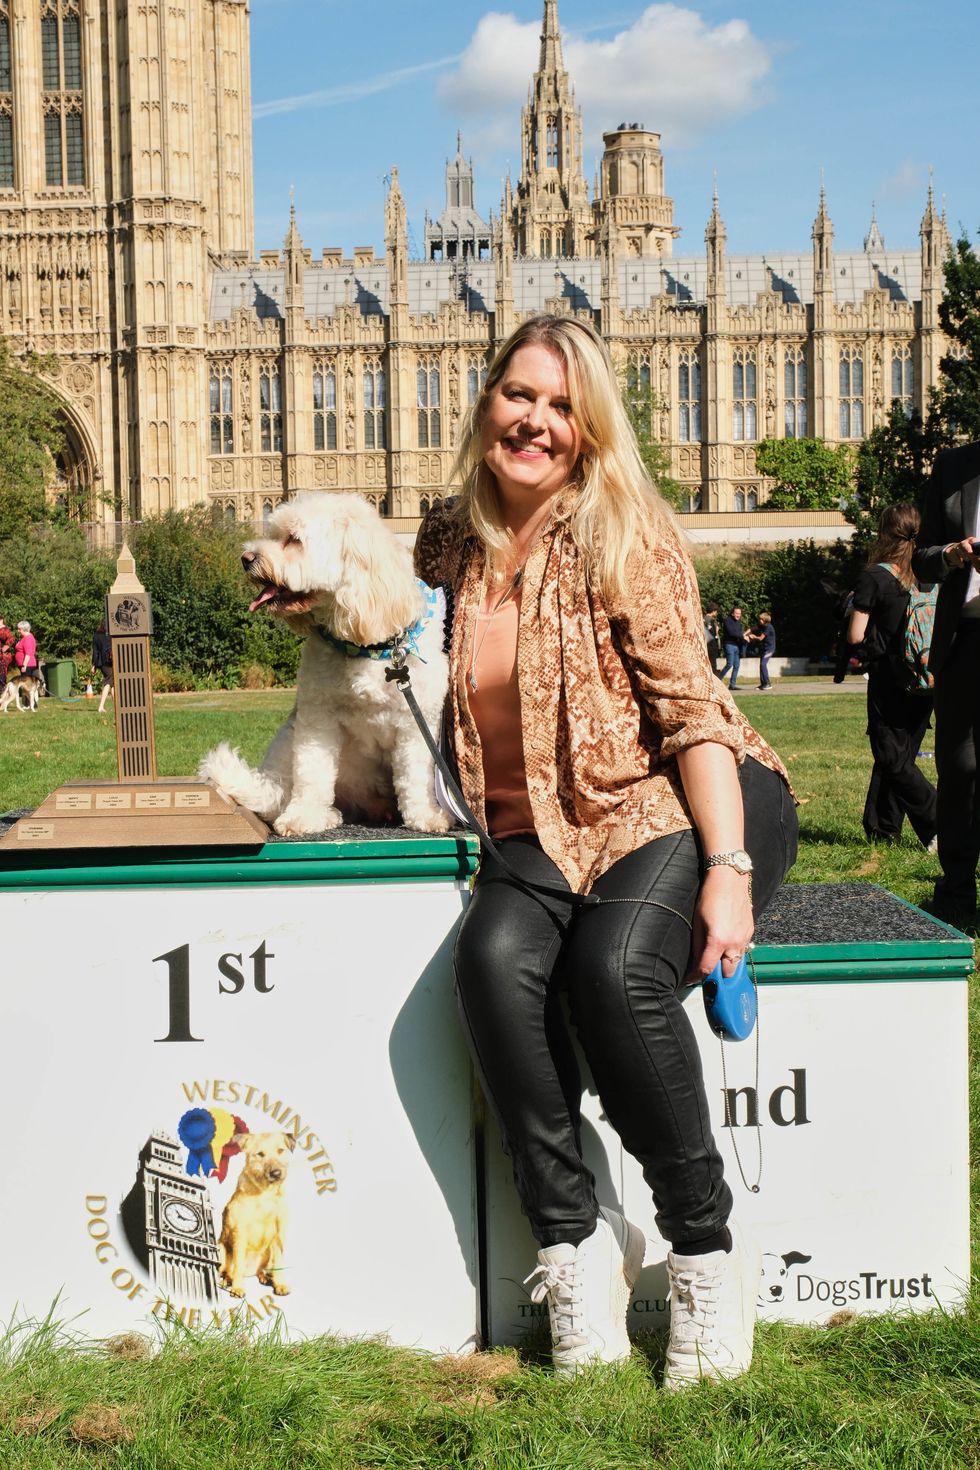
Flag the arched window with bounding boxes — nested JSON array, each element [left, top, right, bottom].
[[732, 350, 757, 442], [259, 364, 282, 452], [891, 345, 914, 417], [839, 347, 864, 438], [363, 357, 387, 449], [262, 499, 274, 525], [546, 118, 558, 168], [678, 353, 701, 443], [41, 0, 84, 187], [417, 356, 441, 448], [467, 354, 488, 405], [224, 502, 236, 522], [209, 365, 233, 455], [0, 0, 14, 189], [313, 360, 337, 450], [784, 348, 807, 438], [734, 489, 745, 512]]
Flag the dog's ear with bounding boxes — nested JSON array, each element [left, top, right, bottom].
[[331, 508, 419, 647], [283, 1132, 298, 1152]]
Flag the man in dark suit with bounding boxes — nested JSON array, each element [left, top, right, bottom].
[[913, 442, 980, 919]]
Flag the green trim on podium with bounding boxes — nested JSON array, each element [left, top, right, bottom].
[[0, 832, 480, 890]]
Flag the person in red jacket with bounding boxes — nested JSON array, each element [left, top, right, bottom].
[[0, 616, 14, 690]]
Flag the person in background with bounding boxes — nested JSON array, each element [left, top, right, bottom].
[[415, 314, 797, 1388], [703, 602, 720, 671], [0, 616, 14, 691], [14, 621, 37, 675], [91, 620, 114, 715], [848, 503, 937, 852], [747, 612, 776, 690], [912, 441, 980, 921], [718, 606, 745, 691]]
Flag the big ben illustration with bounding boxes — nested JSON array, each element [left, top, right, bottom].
[[120, 1132, 221, 1302]]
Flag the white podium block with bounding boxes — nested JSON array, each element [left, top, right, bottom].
[[0, 830, 479, 1354], [484, 884, 972, 1339]]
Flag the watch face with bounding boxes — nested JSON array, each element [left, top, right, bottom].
[[162, 1198, 202, 1235]]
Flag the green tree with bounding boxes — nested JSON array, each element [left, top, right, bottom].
[[846, 405, 943, 551], [621, 371, 686, 510], [933, 231, 980, 442], [0, 523, 113, 661], [756, 438, 855, 510], [0, 338, 66, 540]]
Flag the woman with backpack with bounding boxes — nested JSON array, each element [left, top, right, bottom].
[[847, 503, 937, 849]]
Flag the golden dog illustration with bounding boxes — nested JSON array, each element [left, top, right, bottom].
[[219, 1130, 296, 1298]]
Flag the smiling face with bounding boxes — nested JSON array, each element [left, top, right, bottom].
[[480, 343, 582, 517]]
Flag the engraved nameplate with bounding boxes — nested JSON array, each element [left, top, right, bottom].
[[56, 793, 93, 811], [95, 791, 133, 810], [135, 792, 172, 810], [18, 823, 54, 840], [175, 791, 210, 809]]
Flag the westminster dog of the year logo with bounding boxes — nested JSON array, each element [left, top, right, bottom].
[[84, 1078, 337, 1328]]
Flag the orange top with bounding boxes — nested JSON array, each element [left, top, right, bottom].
[[466, 585, 534, 837]]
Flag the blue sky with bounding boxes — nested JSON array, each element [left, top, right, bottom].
[[250, 0, 978, 262]]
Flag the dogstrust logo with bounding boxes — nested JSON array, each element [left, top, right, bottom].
[[84, 1079, 337, 1330]]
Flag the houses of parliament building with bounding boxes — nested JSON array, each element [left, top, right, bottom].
[[0, 0, 955, 533]]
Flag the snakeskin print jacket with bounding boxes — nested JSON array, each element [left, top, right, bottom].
[[414, 501, 791, 893]]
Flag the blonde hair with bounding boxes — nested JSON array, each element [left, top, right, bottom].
[[450, 315, 679, 598]]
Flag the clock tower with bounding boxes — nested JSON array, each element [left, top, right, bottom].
[[120, 1130, 222, 1302]]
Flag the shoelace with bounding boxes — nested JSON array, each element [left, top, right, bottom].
[[669, 1264, 724, 1346], [524, 1260, 585, 1347]]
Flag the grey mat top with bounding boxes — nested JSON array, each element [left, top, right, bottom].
[[753, 882, 948, 945]]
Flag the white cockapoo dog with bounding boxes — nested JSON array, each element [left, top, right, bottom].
[[199, 493, 453, 836]]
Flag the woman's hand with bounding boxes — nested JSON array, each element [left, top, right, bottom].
[[683, 864, 754, 987]]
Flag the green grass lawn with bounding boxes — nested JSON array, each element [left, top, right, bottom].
[[1, 688, 977, 1469]]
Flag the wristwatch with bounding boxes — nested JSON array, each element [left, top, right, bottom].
[[704, 849, 754, 898]]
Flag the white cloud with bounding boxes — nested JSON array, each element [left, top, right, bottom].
[[439, 5, 774, 149], [877, 159, 926, 202]]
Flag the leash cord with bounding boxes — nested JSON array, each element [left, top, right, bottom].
[[392, 668, 689, 924]]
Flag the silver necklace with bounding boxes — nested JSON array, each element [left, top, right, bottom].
[[467, 566, 524, 693]]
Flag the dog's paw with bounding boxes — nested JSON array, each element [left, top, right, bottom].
[[225, 1284, 246, 1299], [274, 802, 342, 837], [271, 1282, 290, 1296], [402, 805, 454, 835]]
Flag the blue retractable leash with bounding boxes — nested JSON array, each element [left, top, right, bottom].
[[388, 655, 763, 1190]]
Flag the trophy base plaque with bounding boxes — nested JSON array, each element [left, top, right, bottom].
[[0, 780, 269, 851]]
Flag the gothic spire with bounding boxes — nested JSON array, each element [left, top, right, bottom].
[[540, 0, 564, 75], [863, 202, 885, 256]]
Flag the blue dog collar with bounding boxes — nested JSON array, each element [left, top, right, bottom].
[[317, 580, 444, 664]]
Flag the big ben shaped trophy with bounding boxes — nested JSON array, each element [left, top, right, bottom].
[[107, 543, 157, 781], [0, 547, 268, 851]]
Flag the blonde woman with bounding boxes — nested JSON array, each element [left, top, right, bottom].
[[415, 316, 796, 1386], [847, 503, 937, 849]]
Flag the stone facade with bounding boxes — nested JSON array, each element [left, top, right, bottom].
[[0, 0, 955, 529]]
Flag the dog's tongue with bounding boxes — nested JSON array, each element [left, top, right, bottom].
[[248, 586, 279, 612]]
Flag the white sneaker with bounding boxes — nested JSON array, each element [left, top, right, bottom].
[[663, 1222, 761, 1389], [524, 1206, 645, 1377]]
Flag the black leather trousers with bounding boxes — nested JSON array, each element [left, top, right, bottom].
[[453, 757, 797, 1249]]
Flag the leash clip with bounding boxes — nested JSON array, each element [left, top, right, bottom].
[[385, 640, 410, 683]]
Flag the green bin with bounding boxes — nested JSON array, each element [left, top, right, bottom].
[[44, 658, 76, 698]]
